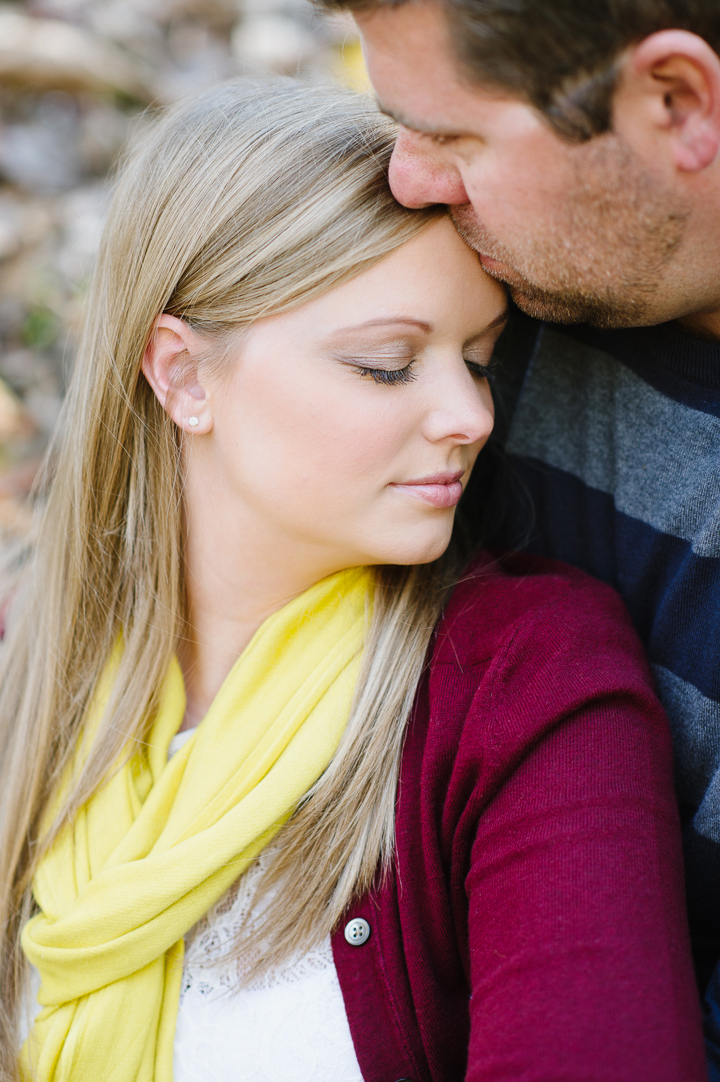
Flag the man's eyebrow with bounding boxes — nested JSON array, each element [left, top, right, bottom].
[[332, 317, 433, 335], [377, 100, 466, 140]]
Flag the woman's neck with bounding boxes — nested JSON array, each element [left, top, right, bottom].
[[179, 559, 327, 732], [177, 604, 275, 732], [178, 470, 350, 732]]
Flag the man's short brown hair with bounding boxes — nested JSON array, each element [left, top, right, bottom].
[[318, 0, 720, 141]]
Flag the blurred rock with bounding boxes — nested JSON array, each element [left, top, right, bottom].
[[0, 375, 35, 440], [231, 14, 310, 71], [0, 197, 25, 261], [156, 21, 238, 99], [56, 185, 108, 287], [0, 9, 151, 99], [0, 348, 54, 395], [80, 103, 131, 173], [0, 93, 81, 192], [24, 383, 61, 434]]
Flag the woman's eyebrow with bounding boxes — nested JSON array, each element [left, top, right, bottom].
[[463, 309, 510, 347], [486, 308, 510, 330], [333, 317, 433, 335], [332, 308, 508, 340]]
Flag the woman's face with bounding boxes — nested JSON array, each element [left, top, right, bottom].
[[190, 217, 507, 572]]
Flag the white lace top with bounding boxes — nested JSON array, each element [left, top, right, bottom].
[[175, 845, 363, 1082], [22, 728, 364, 1082]]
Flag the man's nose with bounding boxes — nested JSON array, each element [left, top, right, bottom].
[[389, 129, 469, 208]]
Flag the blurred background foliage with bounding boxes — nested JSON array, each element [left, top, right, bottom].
[[0, 0, 369, 529]]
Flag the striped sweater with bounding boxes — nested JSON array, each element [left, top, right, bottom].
[[487, 310, 720, 1048]]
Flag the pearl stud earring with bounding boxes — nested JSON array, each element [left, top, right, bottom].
[[188, 416, 199, 428]]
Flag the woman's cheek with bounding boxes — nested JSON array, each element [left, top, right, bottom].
[[228, 367, 415, 516]]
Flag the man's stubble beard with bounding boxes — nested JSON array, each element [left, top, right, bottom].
[[451, 133, 690, 329]]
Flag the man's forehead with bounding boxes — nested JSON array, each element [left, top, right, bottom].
[[356, 1, 460, 103], [356, 3, 528, 139]]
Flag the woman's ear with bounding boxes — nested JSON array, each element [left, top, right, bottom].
[[142, 313, 213, 434]]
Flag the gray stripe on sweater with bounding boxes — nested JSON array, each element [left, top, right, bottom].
[[694, 772, 720, 843], [506, 326, 720, 557], [652, 665, 720, 821]]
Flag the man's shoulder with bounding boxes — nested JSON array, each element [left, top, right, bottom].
[[502, 315, 720, 534], [497, 310, 720, 419]]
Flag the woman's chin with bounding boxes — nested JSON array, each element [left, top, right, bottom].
[[364, 529, 454, 568]]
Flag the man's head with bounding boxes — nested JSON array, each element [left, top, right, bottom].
[[319, 0, 720, 332]]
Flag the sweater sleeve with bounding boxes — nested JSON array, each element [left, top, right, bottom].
[[462, 583, 706, 1082]]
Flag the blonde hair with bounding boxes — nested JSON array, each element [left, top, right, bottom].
[[0, 78, 464, 1071]]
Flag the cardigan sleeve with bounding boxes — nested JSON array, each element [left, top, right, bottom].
[[460, 583, 706, 1082]]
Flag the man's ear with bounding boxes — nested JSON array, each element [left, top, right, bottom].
[[142, 313, 213, 434], [616, 30, 720, 173]]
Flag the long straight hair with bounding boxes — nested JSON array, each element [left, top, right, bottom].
[[0, 78, 467, 1071]]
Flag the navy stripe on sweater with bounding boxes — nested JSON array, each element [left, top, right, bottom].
[[565, 322, 720, 416], [511, 455, 720, 711]]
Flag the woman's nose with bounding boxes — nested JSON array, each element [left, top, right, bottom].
[[389, 129, 469, 208], [422, 379, 495, 447]]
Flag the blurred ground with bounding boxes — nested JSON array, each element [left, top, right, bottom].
[[0, 0, 368, 530]]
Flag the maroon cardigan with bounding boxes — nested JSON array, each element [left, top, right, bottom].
[[331, 552, 706, 1082]]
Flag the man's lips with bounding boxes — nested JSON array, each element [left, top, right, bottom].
[[389, 470, 465, 509], [449, 206, 511, 277], [478, 253, 509, 274]]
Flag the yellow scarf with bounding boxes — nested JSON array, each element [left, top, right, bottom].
[[21, 566, 372, 1082]]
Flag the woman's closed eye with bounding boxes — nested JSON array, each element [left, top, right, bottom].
[[354, 361, 418, 385], [338, 343, 501, 387], [351, 354, 499, 387], [465, 356, 499, 382]]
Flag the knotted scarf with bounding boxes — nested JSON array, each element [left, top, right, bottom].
[[20, 566, 372, 1082]]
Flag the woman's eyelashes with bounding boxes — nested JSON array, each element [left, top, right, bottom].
[[356, 362, 418, 385], [465, 356, 499, 382]]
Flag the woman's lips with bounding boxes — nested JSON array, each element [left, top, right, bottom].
[[390, 471, 465, 509]]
